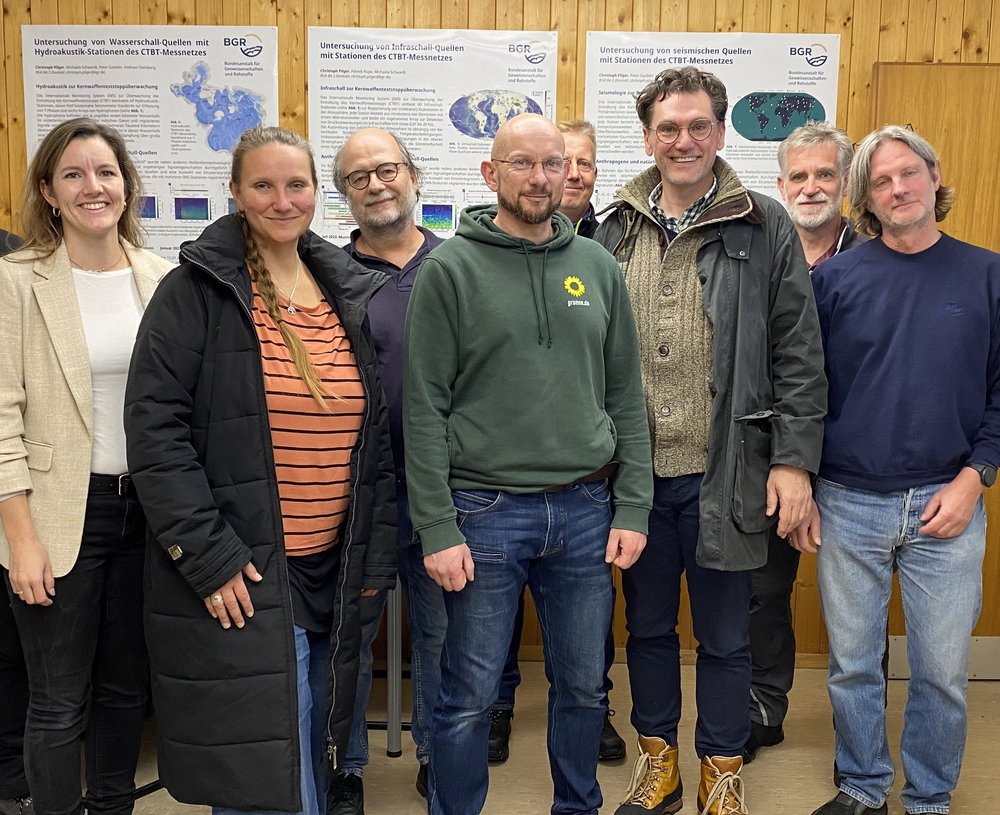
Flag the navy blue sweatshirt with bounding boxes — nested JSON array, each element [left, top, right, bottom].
[[812, 234, 1000, 492]]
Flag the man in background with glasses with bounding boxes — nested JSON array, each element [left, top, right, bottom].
[[326, 129, 446, 815], [595, 67, 826, 815], [404, 113, 653, 815]]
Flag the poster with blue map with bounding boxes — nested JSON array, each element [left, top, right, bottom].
[[583, 32, 840, 209], [23, 25, 278, 262], [308, 28, 558, 241]]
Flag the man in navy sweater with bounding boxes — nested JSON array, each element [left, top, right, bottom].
[[801, 126, 1000, 815]]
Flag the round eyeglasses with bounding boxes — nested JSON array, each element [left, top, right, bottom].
[[344, 162, 408, 191], [651, 119, 717, 145], [491, 157, 568, 175]]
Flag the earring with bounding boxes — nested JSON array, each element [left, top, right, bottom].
[[52, 207, 61, 218]]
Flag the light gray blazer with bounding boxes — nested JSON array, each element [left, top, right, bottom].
[[0, 241, 172, 577]]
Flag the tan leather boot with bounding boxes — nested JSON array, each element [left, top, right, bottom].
[[697, 755, 747, 815], [613, 735, 683, 814]]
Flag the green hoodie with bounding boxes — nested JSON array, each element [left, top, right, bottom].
[[404, 204, 653, 555]]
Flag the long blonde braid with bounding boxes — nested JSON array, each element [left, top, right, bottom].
[[240, 214, 332, 409]]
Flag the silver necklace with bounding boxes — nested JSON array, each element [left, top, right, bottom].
[[274, 263, 302, 314], [68, 245, 125, 274]]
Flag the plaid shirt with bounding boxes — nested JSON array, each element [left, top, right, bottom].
[[648, 176, 719, 234]]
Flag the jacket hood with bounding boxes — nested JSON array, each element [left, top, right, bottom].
[[179, 214, 386, 313], [456, 204, 576, 347]]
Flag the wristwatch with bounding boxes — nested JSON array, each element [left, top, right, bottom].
[[967, 462, 997, 488]]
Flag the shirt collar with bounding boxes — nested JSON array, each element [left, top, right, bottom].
[[648, 175, 718, 235]]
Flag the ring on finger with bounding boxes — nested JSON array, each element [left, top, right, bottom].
[[14, 589, 24, 595], [211, 593, 224, 604]]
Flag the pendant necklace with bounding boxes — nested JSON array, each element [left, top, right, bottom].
[[275, 262, 302, 314]]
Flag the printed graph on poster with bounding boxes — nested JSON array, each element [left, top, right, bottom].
[[449, 90, 542, 139], [731, 92, 825, 141]]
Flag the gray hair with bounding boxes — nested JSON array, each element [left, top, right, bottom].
[[331, 130, 423, 195], [848, 124, 954, 236], [778, 121, 853, 178]]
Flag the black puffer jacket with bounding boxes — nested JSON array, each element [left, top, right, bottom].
[[124, 215, 397, 811]]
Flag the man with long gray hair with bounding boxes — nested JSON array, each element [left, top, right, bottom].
[[800, 124, 1000, 815]]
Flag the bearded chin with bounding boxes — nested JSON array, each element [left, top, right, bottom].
[[499, 192, 558, 225]]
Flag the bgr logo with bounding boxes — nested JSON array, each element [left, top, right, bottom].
[[224, 33, 263, 58], [509, 41, 547, 65], [789, 42, 828, 67]]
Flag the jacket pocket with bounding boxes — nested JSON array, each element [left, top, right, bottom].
[[23, 439, 53, 472], [731, 411, 774, 534]]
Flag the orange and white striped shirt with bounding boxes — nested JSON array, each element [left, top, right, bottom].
[[251, 283, 365, 556]]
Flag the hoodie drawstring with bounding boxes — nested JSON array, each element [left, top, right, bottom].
[[521, 244, 553, 347]]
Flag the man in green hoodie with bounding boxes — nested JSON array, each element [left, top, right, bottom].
[[403, 113, 653, 815]]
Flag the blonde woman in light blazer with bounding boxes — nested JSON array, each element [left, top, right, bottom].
[[0, 118, 171, 815]]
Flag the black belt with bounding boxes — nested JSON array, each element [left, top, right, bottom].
[[89, 473, 134, 496], [541, 462, 619, 493]]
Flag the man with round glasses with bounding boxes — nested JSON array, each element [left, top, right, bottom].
[[595, 67, 826, 815], [328, 128, 446, 815], [405, 113, 653, 815]]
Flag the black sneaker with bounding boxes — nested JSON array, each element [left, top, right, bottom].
[[487, 708, 512, 763], [598, 709, 626, 762], [329, 771, 364, 815], [811, 792, 887, 815], [415, 763, 428, 799], [741, 720, 784, 763]]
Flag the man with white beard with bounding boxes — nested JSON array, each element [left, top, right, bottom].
[[743, 122, 867, 765]]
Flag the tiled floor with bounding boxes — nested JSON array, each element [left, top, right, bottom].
[[133, 663, 1000, 815]]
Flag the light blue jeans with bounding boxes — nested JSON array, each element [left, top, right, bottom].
[[816, 478, 985, 814], [213, 625, 330, 815]]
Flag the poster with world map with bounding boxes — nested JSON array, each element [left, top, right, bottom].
[[23, 25, 278, 261], [583, 32, 840, 211], [308, 27, 558, 242]]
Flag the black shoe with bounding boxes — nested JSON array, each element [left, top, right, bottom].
[[811, 792, 887, 815], [598, 709, 626, 762], [487, 708, 512, 763], [741, 720, 784, 763], [329, 771, 364, 815], [415, 763, 428, 799]]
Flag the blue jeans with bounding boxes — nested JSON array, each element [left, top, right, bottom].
[[816, 478, 986, 814], [622, 474, 752, 757], [342, 492, 445, 771], [214, 626, 330, 815], [429, 483, 614, 815]]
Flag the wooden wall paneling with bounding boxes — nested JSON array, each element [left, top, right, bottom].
[[3, 0, 30, 231], [359, 0, 387, 27], [905, 0, 937, 62], [660, 0, 688, 34], [331, 0, 360, 26], [440, 0, 469, 29], [842, 0, 879, 138], [878, 0, 909, 62], [414, 0, 442, 28], [688, 0, 717, 32], [825, 0, 855, 131], [633, 0, 662, 32], [226, 0, 250, 26], [0, 0, 9, 229], [742, 0, 769, 32], [386, 0, 414, 28], [605, 0, 632, 30], [303, 0, 332, 28], [992, 0, 1000, 59], [277, 0, 305, 130], [552, 0, 577, 122], [933, 0, 965, 61], [469, 0, 496, 29], [797, 0, 824, 34], [716, 0, 743, 33], [496, 0, 525, 30], [961, 0, 992, 62], [574, 0, 605, 133], [248, 0, 277, 26], [85, 0, 112, 25], [768, 0, 797, 32], [980, 490, 1000, 637], [165, 0, 195, 25], [195, 0, 225, 26], [523, 0, 549, 31]]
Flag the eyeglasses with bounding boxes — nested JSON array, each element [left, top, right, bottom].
[[343, 162, 408, 191], [568, 158, 596, 175], [650, 119, 717, 145], [491, 157, 568, 175]]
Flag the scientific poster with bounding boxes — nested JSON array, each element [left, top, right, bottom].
[[23, 26, 278, 261], [308, 27, 558, 242], [584, 32, 840, 209]]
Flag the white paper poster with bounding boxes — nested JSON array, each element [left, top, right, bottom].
[[308, 27, 558, 242], [584, 32, 840, 209], [23, 26, 279, 261]]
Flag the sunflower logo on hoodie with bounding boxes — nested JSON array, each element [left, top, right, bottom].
[[564, 275, 585, 298]]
